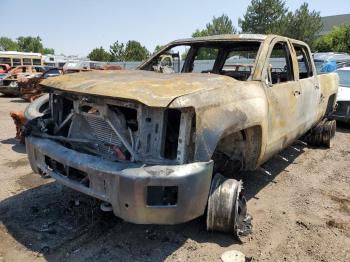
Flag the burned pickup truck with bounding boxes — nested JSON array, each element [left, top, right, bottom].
[[25, 34, 338, 235]]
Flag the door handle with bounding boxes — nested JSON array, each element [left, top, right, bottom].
[[293, 90, 301, 96]]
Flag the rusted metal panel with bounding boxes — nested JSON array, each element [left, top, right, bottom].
[[38, 34, 339, 169], [24, 34, 339, 228], [26, 136, 213, 224], [40, 70, 238, 107], [169, 80, 268, 166]]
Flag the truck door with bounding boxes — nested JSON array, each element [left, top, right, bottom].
[[291, 43, 321, 131], [263, 40, 303, 156]]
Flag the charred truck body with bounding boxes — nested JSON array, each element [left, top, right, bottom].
[[25, 35, 338, 235]]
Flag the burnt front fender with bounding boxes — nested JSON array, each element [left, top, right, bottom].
[[169, 80, 268, 164]]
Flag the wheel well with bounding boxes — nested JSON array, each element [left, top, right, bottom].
[[325, 93, 336, 116], [212, 126, 262, 176]]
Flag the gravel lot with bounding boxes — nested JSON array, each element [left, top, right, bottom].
[[0, 95, 349, 262]]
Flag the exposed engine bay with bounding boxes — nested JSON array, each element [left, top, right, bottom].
[[26, 91, 196, 166]]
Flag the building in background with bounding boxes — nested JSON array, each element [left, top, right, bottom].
[[0, 51, 43, 67], [43, 54, 88, 68]]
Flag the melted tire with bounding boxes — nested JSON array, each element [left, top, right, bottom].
[[324, 120, 336, 148], [24, 94, 49, 120], [206, 173, 248, 236], [306, 119, 336, 148]]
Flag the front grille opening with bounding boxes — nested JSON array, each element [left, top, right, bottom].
[[45, 155, 65, 174], [162, 109, 181, 160], [110, 105, 138, 131], [146, 134, 151, 153], [80, 105, 99, 114], [52, 94, 73, 126], [146, 186, 178, 206], [78, 113, 129, 161], [44, 155, 89, 187], [68, 167, 89, 186]]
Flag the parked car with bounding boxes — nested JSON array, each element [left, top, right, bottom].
[[63, 60, 122, 71], [313, 52, 350, 74], [0, 64, 12, 86], [0, 65, 51, 96], [24, 34, 338, 236], [20, 66, 120, 101], [0, 64, 11, 73], [19, 68, 62, 101], [331, 67, 350, 123]]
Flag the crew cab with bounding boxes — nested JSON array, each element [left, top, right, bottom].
[[25, 34, 338, 235]]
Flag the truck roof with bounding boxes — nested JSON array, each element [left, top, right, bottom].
[[171, 34, 268, 44]]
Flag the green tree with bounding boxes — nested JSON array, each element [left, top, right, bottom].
[[17, 36, 44, 53], [88, 46, 111, 61], [192, 29, 208, 38], [109, 41, 125, 61], [193, 14, 237, 37], [16, 36, 55, 54], [123, 40, 149, 61], [153, 45, 164, 54], [282, 3, 323, 47], [192, 14, 237, 60], [42, 48, 55, 55], [314, 24, 350, 53], [0, 36, 55, 54], [206, 14, 237, 35], [239, 1, 323, 46], [0, 37, 19, 51], [239, 0, 288, 34]]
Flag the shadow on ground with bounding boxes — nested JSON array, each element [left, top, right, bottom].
[[10, 98, 28, 103], [0, 138, 26, 154], [0, 94, 16, 98], [0, 182, 238, 262], [240, 141, 308, 201], [0, 140, 318, 261]]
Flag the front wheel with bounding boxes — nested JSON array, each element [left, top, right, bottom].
[[206, 173, 250, 237]]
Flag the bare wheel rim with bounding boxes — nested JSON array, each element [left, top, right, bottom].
[[206, 173, 248, 236]]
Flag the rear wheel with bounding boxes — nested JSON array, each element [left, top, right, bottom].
[[206, 173, 249, 236], [305, 119, 336, 148]]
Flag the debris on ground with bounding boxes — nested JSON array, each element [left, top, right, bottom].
[[221, 250, 246, 262]]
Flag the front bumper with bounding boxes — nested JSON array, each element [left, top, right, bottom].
[[0, 84, 20, 96], [330, 114, 350, 123], [26, 136, 213, 224]]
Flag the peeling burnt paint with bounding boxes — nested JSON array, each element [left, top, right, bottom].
[[40, 70, 235, 107], [38, 34, 338, 171], [25, 34, 339, 227]]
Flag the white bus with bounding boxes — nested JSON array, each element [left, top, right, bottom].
[[0, 51, 43, 67]]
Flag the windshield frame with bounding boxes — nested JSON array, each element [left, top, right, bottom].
[[138, 39, 264, 80]]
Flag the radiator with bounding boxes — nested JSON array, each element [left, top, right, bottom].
[[82, 113, 123, 157]]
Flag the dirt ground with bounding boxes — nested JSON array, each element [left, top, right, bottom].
[[0, 95, 349, 262]]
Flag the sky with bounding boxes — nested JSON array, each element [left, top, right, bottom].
[[2, 0, 350, 56]]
